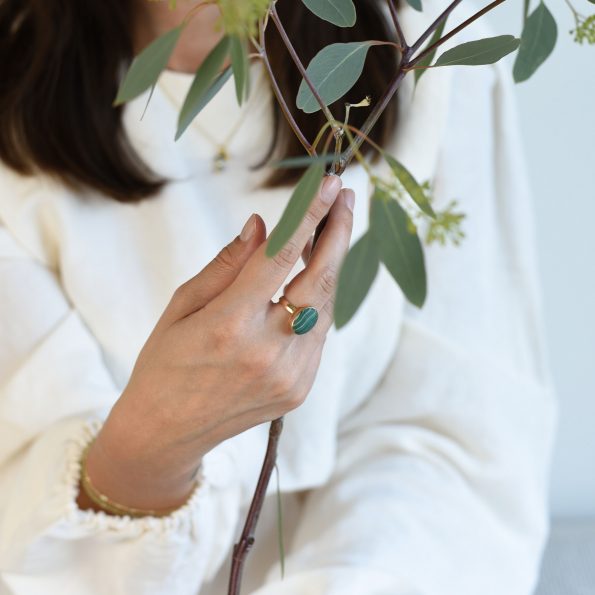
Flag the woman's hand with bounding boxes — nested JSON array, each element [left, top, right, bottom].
[[79, 175, 355, 513]]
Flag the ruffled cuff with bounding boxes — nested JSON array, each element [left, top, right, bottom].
[[2, 415, 243, 592], [62, 418, 208, 536]]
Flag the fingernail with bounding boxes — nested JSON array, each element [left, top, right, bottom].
[[343, 189, 355, 212], [321, 175, 342, 204], [240, 214, 256, 241]]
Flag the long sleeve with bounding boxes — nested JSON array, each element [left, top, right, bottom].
[[249, 57, 557, 595], [0, 220, 241, 594]]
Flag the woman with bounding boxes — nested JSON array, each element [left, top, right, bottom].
[[0, 0, 556, 594]]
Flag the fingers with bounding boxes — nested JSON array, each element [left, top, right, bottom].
[[268, 188, 355, 335], [301, 236, 314, 266], [160, 214, 266, 326], [230, 174, 343, 305]]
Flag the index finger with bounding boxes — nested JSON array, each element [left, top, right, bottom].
[[231, 174, 343, 304]]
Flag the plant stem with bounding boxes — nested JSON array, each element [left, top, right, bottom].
[[523, 0, 531, 23], [260, 53, 313, 155], [331, 64, 408, 176], [227, 1, 518, 591], [407, 0, 509, 69], [228, 417, 285, 595], [387, 0, 408, 50], [563, 0, 579, 17], [258, 16, 313, 154], [269, 3, 339, 132], [409, 0, 464, 56]]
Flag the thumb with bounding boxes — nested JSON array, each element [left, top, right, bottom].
[[162, 213, 265, 324]]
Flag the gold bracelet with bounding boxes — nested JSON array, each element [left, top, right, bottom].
[[79, 440, 199, 518]]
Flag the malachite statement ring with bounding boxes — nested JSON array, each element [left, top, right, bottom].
[[278, 296, 319, 335]]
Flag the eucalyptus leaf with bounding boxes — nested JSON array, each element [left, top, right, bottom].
[[334, 232, 380, 329], [266, 162, 326, 257], [513, 2, 557, 83], [296, 42, 374, 113], [301, 0, 356, 27], [370, 187, 426, 307], [176, 36, 231, 140], [414, 18, 447, 84], [384, 153, 436, 218], [434, 35, 520, 67], [230, 35, 250, 105], [406, 0, 423, 11], [115, 25, 184, 105]]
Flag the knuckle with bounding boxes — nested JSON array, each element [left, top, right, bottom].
[[213, 245, 236, 273], [210, 325, 235, 351], [272, 240, 299, 270], [339, 206, 354, 230], [272, 375, 295, 397], [283, 391, 306, 412], [303, 206, 321, 228], [317, 264, 338, 297], [210, 317, 244, 350], [250, 348, 278, 375], [172, 282, 189, 302]]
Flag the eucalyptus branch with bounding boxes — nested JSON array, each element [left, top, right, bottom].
[[114, 3, 579, 594], [228, 417, 284, 595], [408, 0, 509, 69], [261, 54, 314, 154], [259, 21, 313, 155], [387, 0, 408, 50], [409, 0, 464, 55], [269, 3, 339, 132], [312, 120, 334, 153]]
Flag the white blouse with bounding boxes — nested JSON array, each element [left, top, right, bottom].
[[0, 3, 556, 594]]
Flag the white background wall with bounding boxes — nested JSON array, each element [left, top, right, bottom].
[[486, 1, 595, 516]]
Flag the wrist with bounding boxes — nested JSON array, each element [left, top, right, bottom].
[[79, 412, 200, 513]]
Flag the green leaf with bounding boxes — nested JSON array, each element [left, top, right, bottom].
[[414, 18, 447, 84], [301, 0, 356, 27], [175, 67, 233, 141], [176, 36, 231, 140], [434, 35, 521, 67], [405, 0, 423, 11], [370, 187, 427, 307], [296, 42, 373, 114], [266, 162, 326, 257], [513, 2, 557, 83], [334, 232, 380, 328], [115, 25, 184, 105], [230, 35, 250, 105], [384, 153, 436, 218]]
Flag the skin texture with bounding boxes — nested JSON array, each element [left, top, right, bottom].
[[79, 174, 356, 512]]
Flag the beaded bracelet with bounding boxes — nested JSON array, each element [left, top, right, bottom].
[[79, 441, 199, 518]]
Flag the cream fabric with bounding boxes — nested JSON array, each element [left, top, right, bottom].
[[0, 3, 556, 594]]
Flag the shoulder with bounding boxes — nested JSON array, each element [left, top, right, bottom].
[[0, 162, 69, 269]]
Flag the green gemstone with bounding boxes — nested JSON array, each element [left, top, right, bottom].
[[291, 307, 319, 335]]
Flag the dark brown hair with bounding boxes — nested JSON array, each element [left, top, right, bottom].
[[0, 0, 399, 202]]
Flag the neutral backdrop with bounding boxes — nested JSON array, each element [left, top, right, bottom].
[[485, 1, 595, 517]]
